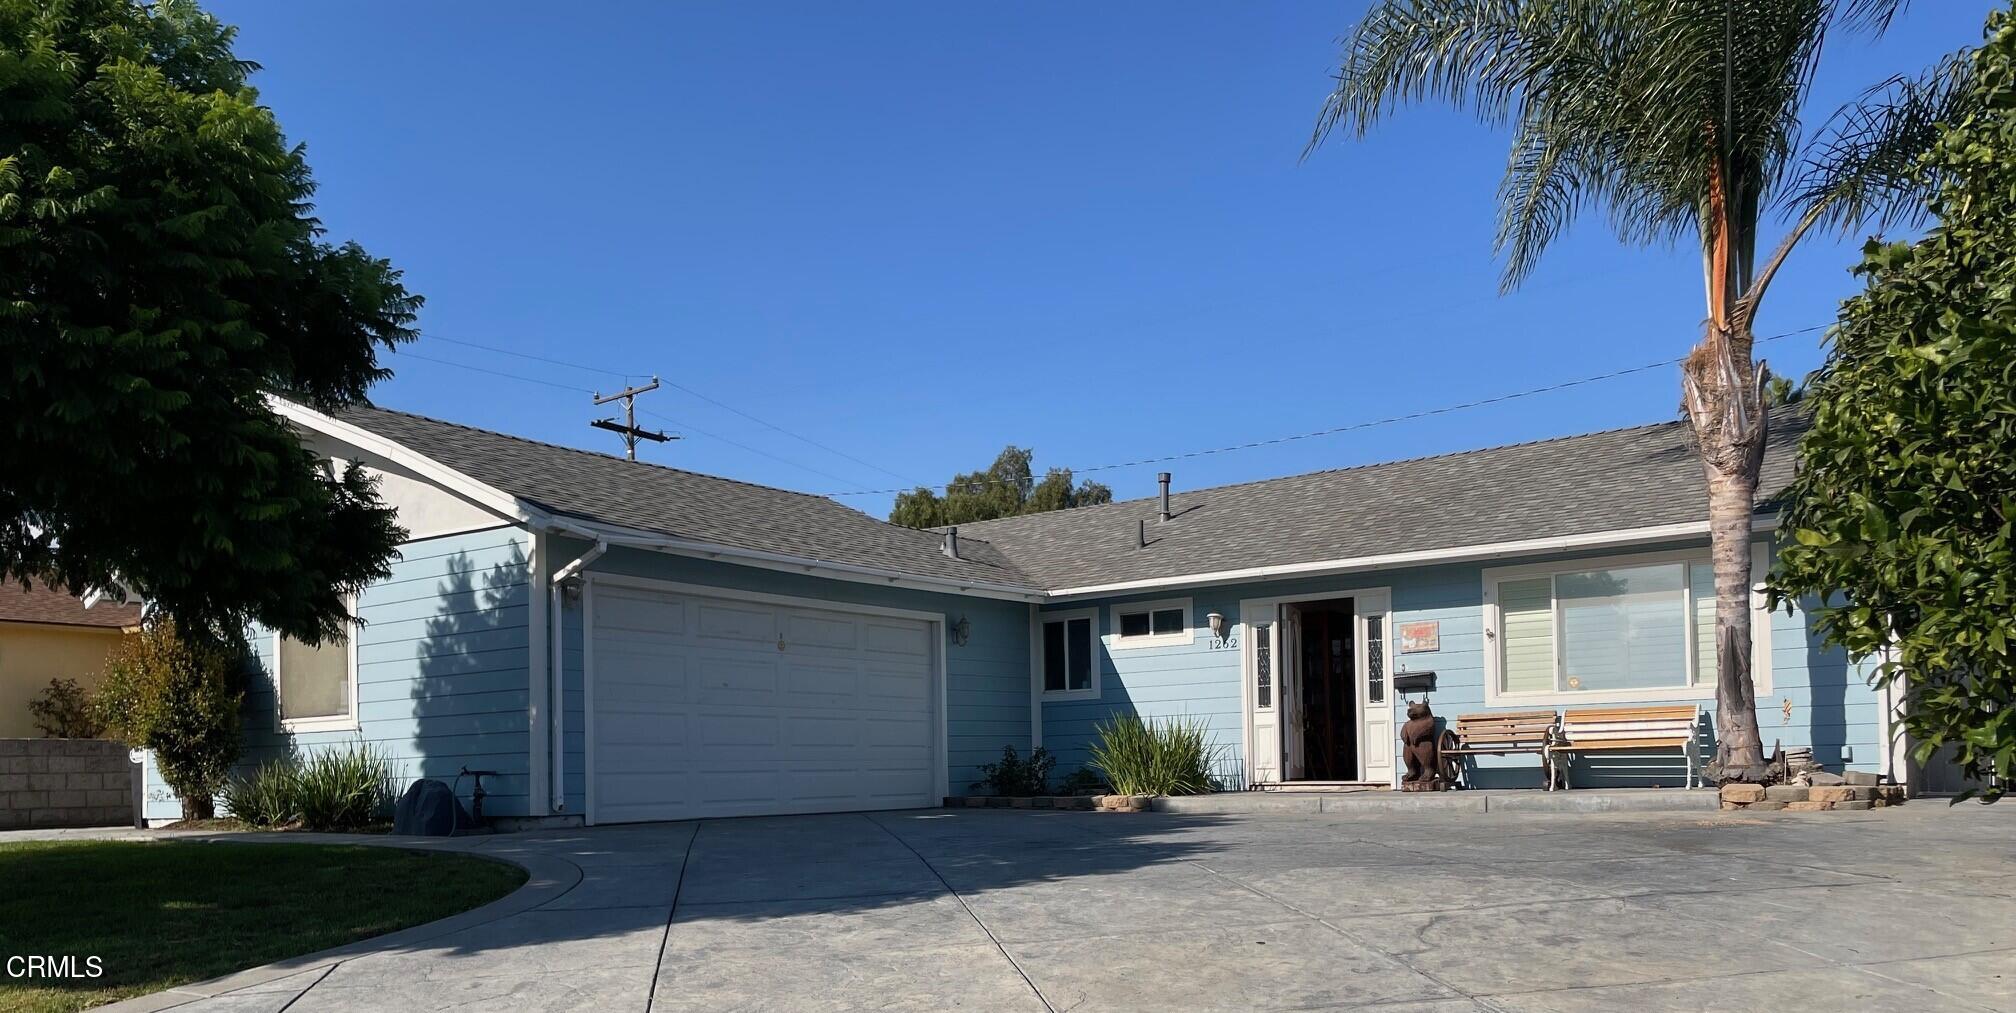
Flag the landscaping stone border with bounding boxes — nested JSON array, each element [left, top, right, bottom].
[[1720, 782, 1904, 812], [942, 794, 1151, 812]]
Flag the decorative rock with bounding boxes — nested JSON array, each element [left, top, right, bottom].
[[1746, 800, 1788, 811], [1784, 800, 1833, 812], [1843, 770, 1883, 786], [1809, 786, 1855, 804], [1808, 770, 1847, 787], [1721, 801, 1740, 811], [1764, 784, 1810, 802], [1834, 799, 1874, 810], [1846, 786, 1876, 801], [1721, 783, 1767, 804]]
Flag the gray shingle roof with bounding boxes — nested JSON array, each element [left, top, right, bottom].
[[328, 403, 1804, 596], [950, 410, 1808, 591], [328, 404, 1039, 590]]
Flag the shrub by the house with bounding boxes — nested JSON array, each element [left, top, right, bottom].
[[971, 745, 1056, 796], [95, 620, 244, 819], [221, 743, 394, 830], [1088, 715, 1221, 797], [28, 677, 104, 738]]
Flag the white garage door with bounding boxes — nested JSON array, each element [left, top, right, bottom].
[[587, 582, 938, 824]]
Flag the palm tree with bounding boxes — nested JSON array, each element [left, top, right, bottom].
[[1310, 0, 1974, 773]]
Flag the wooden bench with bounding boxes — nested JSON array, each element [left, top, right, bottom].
[[1553, 705, 1704, 789], [1438, 710, 1562, 790]]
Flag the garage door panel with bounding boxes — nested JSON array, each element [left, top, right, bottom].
[[782, 661, 861, 703], [589, 585, 937, 824], [782, 610, 860, 651], [599, 591, 689, 634], [695, 601, 778, 644], [863, 620, 931, 658], [861, 667, 930, 704], [784, 714, 860, 749], [689, 653, 780, 706]]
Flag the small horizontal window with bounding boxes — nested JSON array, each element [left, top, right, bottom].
[[1113, 600, 1190, 645]]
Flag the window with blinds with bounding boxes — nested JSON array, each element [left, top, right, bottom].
[[1494, 556, 1723, 696]]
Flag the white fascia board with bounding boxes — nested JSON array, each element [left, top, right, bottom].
[[1044, 516, 1781, 601], [542, 517, 1046, 603], [267, 396, 535, 524]]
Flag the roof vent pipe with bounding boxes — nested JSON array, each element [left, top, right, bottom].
[[1158, 472, 1172, 522], [1138, 518, 1147, 549], [942, 527, 959, 559]]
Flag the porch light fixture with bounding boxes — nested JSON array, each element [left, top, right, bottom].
[[950, 615, 972, 647], [1206, 612, 1226, 640]]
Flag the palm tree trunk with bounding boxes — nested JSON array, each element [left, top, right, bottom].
[[1683, 322, 1770, 777], [1705, 456, 1765, 772]]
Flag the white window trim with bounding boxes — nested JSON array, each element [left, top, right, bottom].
[[1037, 607, 1101, 701], [1107, 597, 1194, 650], [274, 610, 361, 734], [1482, 543, 1771, 708]]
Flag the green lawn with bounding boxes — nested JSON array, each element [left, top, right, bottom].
[[0, 840, 527, 1013]]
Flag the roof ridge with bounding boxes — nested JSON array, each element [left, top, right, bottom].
[[953, 411, 1708, 533], [349, 402, 857, 507]]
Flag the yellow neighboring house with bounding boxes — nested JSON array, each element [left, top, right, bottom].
[[0, 584, 141, 738]]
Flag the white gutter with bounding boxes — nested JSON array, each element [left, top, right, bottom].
[[544, 517, 1046, 603], [1044, 516, 1781, 600], [547, 538, 608, 813]]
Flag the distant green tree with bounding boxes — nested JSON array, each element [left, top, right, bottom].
[[0, 0, 412, 644], [890, 447, 1112, 527], [1770, 11, 2016, 802]]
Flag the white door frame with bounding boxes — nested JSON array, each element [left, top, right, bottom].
[[1239, 585, 1394, 788], [580, 572, 949, 826]]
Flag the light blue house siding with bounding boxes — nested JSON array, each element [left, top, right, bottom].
[[1043, 536, 1885, 790], [547, 536, 1032, 810], [145, 525, 535, 821]]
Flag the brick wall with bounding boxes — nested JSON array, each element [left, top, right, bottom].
[[0, 739, 134, 829]]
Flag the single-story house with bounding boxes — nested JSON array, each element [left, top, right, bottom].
[[1, 583, 140, 738], [142, 398, 1928, 825]]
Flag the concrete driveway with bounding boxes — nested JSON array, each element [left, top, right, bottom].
[[115, 803, 2013, 1012]]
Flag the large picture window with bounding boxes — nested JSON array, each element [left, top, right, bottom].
[[276, 605, 358, 731], [1485, 546, 1769, 705], [1039, 610, 1098, 698]]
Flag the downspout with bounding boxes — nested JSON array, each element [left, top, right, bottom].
[[548, 537, 609, 814]]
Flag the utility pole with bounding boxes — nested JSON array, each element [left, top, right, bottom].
[[590, 377, 676, 461]]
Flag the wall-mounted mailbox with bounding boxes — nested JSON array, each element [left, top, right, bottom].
[[1392, 671, 1437, 695]]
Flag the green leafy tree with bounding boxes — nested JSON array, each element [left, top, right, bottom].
[[95, 618, 244, 819], [1, 0, 413, 644], [890, 446, 1113, 527], [1310, 0, 1975, 773], [1769, 11, 2016, 801]]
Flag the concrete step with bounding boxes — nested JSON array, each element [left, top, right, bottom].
[[1151, 788, 1720, 816]]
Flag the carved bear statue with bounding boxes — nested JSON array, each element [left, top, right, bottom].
[[1401, 701, 1440, 786]]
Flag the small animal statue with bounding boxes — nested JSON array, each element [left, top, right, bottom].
[[1401, 701, 1441, 786]]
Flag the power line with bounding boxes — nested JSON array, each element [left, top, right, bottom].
[[424, 334, 918, 484], [389, 348, 867, 487], [817, 324, 1830, 498]]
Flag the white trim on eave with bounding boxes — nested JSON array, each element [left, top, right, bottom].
[[1043, 516, 1781, 600], [269, 396, 534, 522], [541, 517, 1046, 603]]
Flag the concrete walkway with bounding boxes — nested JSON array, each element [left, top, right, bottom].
[[54, 801, 2016, 1012]]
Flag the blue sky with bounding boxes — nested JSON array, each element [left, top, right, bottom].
[[211, 1, 1997, 518]]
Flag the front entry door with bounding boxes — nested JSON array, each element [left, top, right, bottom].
[[1357, 592, 1395, 785], [1278, 604, 1306, 780]]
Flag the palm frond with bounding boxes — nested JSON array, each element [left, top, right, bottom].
[[1310, 0, 1539, 148], [1784, 48, 1974, 237]]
